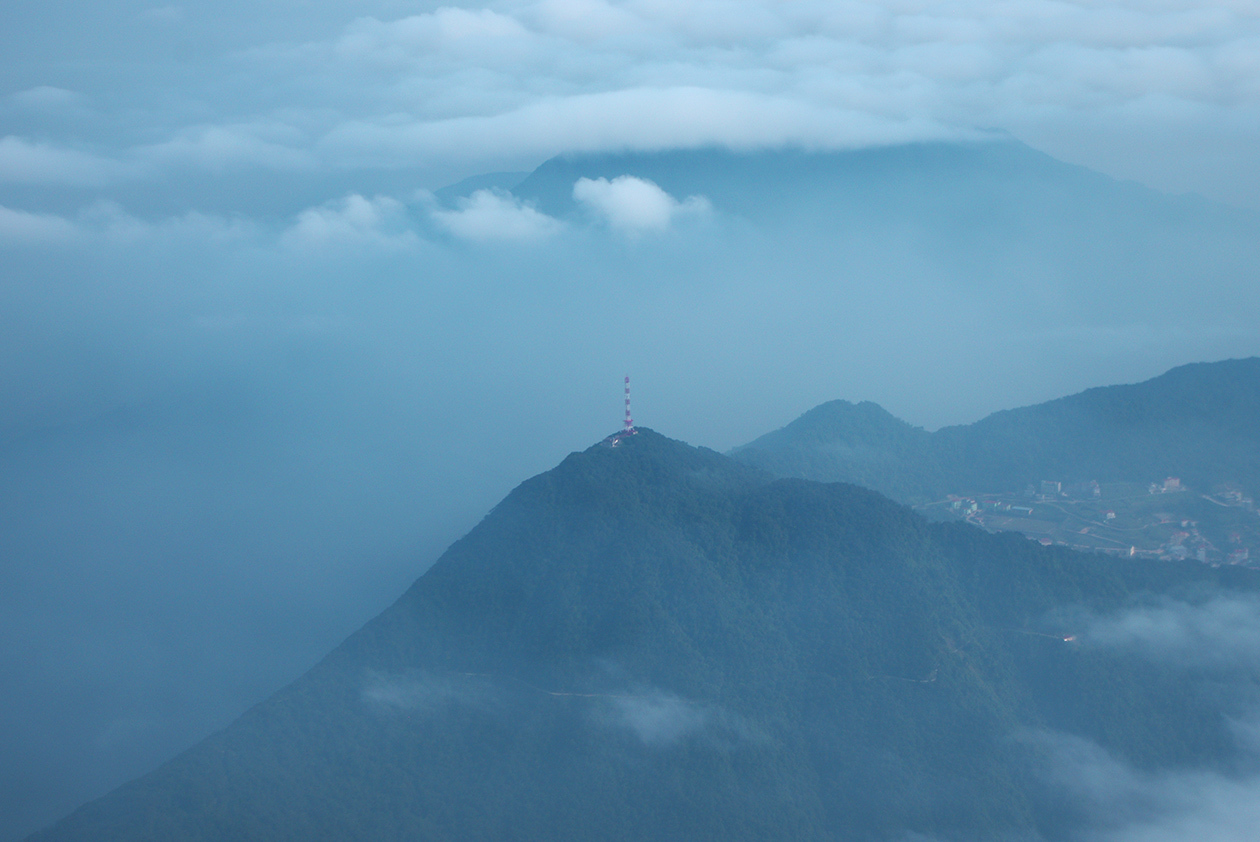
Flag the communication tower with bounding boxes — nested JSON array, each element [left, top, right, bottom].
[[623, 376, 636, 434]]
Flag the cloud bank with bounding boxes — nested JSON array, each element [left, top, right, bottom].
[[432, 189, 564, 241], [4, 0, 1260, 202], [1030, 595, 1260, 842], [573, 175, 710, 232]]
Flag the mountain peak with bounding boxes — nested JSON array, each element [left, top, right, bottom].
[[32, 417, 1260, 842]]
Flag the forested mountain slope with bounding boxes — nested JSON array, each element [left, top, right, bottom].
[[33, 430, 1260, 842], [733, 358, 1260, 502]]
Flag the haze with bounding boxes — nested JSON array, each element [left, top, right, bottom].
[[3, 0, 1260, 839]]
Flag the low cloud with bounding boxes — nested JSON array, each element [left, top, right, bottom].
[[0, 205, 78, 243], [0, 202, 253, 246], [9, 86, 82, 111], [1030, 729, 1260, 842], [594, 688, 762, 749], [1062, 594, 1260, 671], [282, 194, 417, 248], [361, 671, 483, 713], [1027, 594, 1260, 841], [335, 8, 532, 66], [606, 691, 711, 746], [573, 175, 709, 233], [0, 136, 131, 187], [316, 89, 961, 170], [431, 189, 563, 241], [140, 123, 314, 172]]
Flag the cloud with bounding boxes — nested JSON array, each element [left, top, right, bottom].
[[1027, 595, 1260, 841], [573, 175, 709, 232], [316, 87, 965, 169], [431, 189, 563, 241], [593, 688, 763, 748], [0, 201, 257, 247], [0, 136, 131, 187], [1063, 593, 1260, 671], [9, 86, 82, 111], [605, 691, 712, 746], [335, 9, 533, 66], [0, 205, 78, 243], [140, 123, 314, 172], [281, 194, 418, 248], [6, 0, 1258, 203], [1030, 729, 1260, 842], [361, 671, 486, 713]]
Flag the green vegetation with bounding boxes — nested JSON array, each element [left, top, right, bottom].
[[733, 358, 1260, 564], [34, 428, 1260, 841]]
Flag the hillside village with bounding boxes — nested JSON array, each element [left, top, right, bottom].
[[919, 477, 1259, 567]]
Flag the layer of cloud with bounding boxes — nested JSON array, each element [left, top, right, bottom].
[[0, 201, 253, 246], [0, 136, 131, 187], [255, 0, 1260, 200], [593, 688, 762, 748], [7, 0, 1259, 203], [573, 175, 710, 232], [1062, 593, 1260, 671], [0, 205, 78, 242], [1031, 595, 1260, 841], [140, 123, 315, 173], [282, 194, 417, 249], [431, 189, 564, 240], [605, 691, 712, 746], [361, 671, 487, 714], [9, 86, 82, 111], [1032, 729, 1260, 842]]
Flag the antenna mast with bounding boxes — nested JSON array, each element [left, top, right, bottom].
[[623, 376, 635, 434]]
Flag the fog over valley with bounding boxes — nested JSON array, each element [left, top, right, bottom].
[[3, 1, 1260, 840]]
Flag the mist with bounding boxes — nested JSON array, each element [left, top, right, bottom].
[[4, 0, 1260, 839], [1028, 595, 1260, 842]]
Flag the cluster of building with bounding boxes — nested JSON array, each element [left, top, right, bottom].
[[936, 474, 1258, 569], [1148, 477, 1184, 494]]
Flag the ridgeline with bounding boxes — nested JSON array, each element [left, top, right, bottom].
[[32, 429, 1260, 841]]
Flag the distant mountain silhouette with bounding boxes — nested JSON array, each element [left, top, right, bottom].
[[734, 358, 1260, 502], [33, 429, 1260, 841], [512, 140, 1257, 232]]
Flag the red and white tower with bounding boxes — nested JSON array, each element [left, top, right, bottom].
[[623, 376, 635, 434]]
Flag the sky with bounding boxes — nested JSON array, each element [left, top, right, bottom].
[[3, 0, 1260, 839]]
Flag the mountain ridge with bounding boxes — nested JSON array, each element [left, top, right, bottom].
[[733, 357, 1260, 502], [31, 426, 1260, 842]]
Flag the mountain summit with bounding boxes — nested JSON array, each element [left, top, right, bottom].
[[32, 429, 1260, 841], [734, 358, 1260, 502]]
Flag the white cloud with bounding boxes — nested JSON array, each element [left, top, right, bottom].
[[0, 136, 131, 187], [431, 189, 563, 240], [0, 201, 258, 247], [9, 86, 82, 111], [573, 175, 710, 232], [140, 123, 314, 172], [600, 690, 713, 746], [0, 205, 77, 243], [1064, 594, 1260, 671], [592, 686, 764, 748], [335, 9, 533, 66], [361, 671, 486, 713], [1027, 596, 1260, 840], [9, 0, 1260, 202], [316, 87, 967, 169], [282, 194, 418, 248], [1031, 729, 1260, 842]]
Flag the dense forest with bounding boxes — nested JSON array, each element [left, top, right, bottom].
[[33, 429, 1260, 841]]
